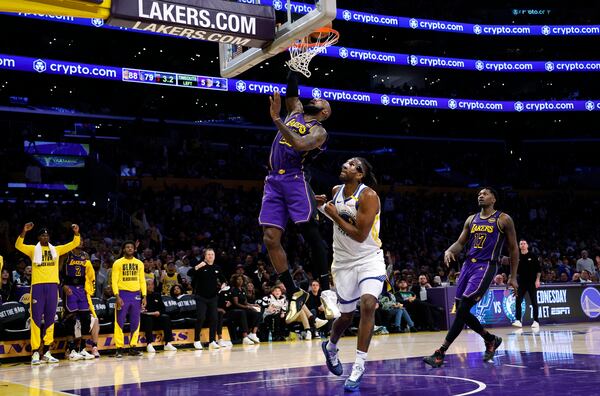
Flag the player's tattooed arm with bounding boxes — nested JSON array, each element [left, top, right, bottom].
[[444, 214, 474, 266], [325, 188, 379, 243], [271, 91, 327, 151]]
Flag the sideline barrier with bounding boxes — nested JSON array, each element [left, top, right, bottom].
[[2, 52, 600, 112], [0, 328, 230, 359], [6, 13, 600, 72], [428, 284, 600, 329]]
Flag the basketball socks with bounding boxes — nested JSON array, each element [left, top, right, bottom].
[[278, 270, 299, 295], [355, 350, 367, 370], [326, 341, 339, 365]]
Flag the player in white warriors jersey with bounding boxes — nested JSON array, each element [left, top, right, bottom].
[[316, 157, 384, 392]]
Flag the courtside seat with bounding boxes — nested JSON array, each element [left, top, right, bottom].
[[162, 295, 186, 328], [0, 301, 30, 340]]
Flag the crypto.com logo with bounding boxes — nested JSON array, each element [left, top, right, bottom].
[[380, 95, 390, 105], [272, 0, 283, 11], [448, 99, 457, 109], [33, 59, 47, 73], [342, 10, 351, 21], [473, 25, 482, 35], [338, 48, 348, 59], [514, 102, 524, 112], [545, 62, 555, 72], [235, 80, 246, 92], [475, 60, 484, 71], [409, 19, 418, 29], [586, 101, 596, 111], [311, 88, 322, 99]]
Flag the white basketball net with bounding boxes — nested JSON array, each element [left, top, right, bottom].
[[286, 29, 339, 78]]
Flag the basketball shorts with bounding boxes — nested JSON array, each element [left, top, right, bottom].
[[259, 172, 314, 230], [455, 260, 498, 302], [332, 253, 386, 313]]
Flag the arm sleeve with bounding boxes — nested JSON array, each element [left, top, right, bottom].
[[139, 260, 147, 297], [85, 260, 96, 296], [15, 236, 34, 259], [287, 70, 300, 98], [56, 234, 81, 256], [112, 260, 120, 296]]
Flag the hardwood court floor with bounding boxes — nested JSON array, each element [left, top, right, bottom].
[[2, 323, 600, 395]]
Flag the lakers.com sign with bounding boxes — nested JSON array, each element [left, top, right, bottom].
[[109, 0, 275, 47]]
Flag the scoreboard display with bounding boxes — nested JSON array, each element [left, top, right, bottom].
[[122, 68, 227, 91]]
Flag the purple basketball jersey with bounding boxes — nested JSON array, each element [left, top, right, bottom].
[[466, 211, 505, 262], [268, 112, 326, 172], [64, 252, 87, 285]]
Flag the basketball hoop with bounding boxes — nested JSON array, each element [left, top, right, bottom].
[[286, 27, 339, 78]]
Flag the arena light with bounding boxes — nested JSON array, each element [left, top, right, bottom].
[[3, 52, 600, 113]]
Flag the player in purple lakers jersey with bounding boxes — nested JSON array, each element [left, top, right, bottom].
[[61, 242, 96, 360], [261, 71, 331, 322], [424, 187, 519, 367]]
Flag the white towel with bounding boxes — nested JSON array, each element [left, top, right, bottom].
[[33, 242, 58, 266]]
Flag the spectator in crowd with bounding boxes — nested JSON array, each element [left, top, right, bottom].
[[170, 284, 184, 299], [580, 270, 592, 283], [572, 273, 581, 282], [576, 250, 596, 276], [492, 274, 505, 286], [141, 279, 177, 353], [230, 274, 262, 345], [557, 257, 573, 279], [559, 272, 569, 282], [251, 260, 271, 291], [143, 258, 156, 285], [160, 262, 183, 296], [396, 279, 438, 331], [12, 258, 27, 283], [0, 268, 13, 302], [259, 285, 287, 341], [378, 289, 417, 333], [92, 256, 107, 299], [305, 280, 325, 319]]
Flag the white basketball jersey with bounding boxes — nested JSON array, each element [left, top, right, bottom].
[[332, 183, 382, 265]]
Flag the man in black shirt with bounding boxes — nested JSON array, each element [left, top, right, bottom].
[[141, 279, 177, 353], [187, 248, 224, 350], [512, 239, 541, 328]]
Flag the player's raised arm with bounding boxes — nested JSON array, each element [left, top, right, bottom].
[[270, 92, 327, 151], [444, 215, 474, 266], [325, 188, 379, 243], [285, 70, 303, 115]]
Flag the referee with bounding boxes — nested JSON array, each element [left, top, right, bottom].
[[512, 239, 541, 329]]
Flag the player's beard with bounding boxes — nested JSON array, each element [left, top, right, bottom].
[[304, 104, 323, 115]]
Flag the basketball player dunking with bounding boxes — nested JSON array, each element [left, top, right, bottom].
[[424, 187, 519, 367], [261, 71, 331, 322], [317, 157, 384, 392]]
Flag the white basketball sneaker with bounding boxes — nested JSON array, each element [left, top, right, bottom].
[[320, 290, 341, 320], [512, 320, 522, 328], [79, 350, 95, 360], [531, 321, 540, 329]]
